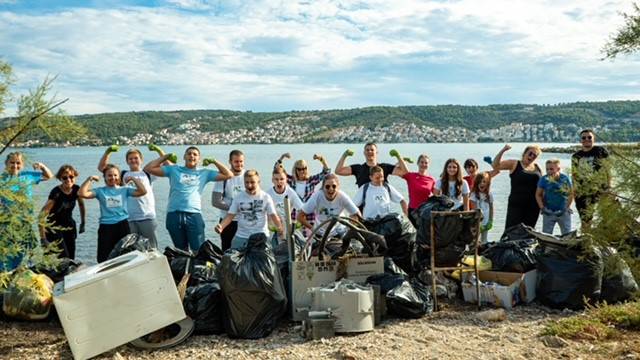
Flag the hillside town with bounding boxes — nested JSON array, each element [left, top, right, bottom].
[[12, 117, 609, 147]]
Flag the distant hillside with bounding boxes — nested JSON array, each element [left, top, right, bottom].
[[8, 100, 640, 145]]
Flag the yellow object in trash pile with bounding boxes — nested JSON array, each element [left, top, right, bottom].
[[451, 256, 492, 280], [2, 269, 54, 320]]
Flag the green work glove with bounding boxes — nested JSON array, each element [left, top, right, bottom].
[[167, 153, 178, 163], [268, 225, 279, 233], [148, 143, 164, 154], [344, 149, 354, 157], [389, 149, 400, 158], [483, 221, 493, 232], [403, 157, 414, 164], [202, 158, 216, 166], [106, 144, 119, 153]]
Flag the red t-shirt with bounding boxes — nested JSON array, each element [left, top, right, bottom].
[[464, 175, 474, 190], [403, 172, 436, 209]]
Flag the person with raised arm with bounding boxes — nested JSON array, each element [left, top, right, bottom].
[[393, 150, 436, 227], [492, 144, 542, 229], [40, 165, 86, 259], [78, 164, 146, 262], [536, 159, 574, 235], [97, 144, 167, 248], [215, 170, 283, 250], [212, 149, 246, 251], [1, 152, 53, 270], [334, 142, 400, 187], [145, 146, 232, 251]]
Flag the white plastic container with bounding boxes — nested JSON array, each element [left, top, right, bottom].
[[53, 250, 186, 360], [310, 280, 374, 333]]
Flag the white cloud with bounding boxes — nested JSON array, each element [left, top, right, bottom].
[[0, 1, 638, 114]]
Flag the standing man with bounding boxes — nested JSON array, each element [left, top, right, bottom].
[[215, 170, 283, 250], [571, 129, 610, 229], [145, 147, 232, 251], [335, 142, 400, 187], [212, 149, 246, 251], [298, 174, 361, 238]]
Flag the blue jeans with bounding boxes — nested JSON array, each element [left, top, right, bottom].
[[166, 211, 205, 252], [542, 208, 572, 235]]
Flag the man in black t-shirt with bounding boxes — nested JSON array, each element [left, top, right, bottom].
[[571, 129, 610, 228], [335, 142, 399, 187]]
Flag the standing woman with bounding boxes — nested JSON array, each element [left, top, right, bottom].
[[394, 152, 436, 226], [78, 164, 146, 263], [40, 165, 86, 259], [0, 152, 52, 270], [492, 144, 542, 229], [274, 152, 330, 232], [433, 158, 470, 211]]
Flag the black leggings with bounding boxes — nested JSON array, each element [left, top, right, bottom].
[[505, 199, 540, 230], [46, 223, 77, 259], [97, 220, 130, 263], [575, 194, 600, 224]]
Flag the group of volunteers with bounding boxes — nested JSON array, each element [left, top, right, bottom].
[[0, 128, 609, 265]]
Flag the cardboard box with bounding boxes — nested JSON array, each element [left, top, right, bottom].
[[290, 256, 383, 321], [461, 270, 537, 309]]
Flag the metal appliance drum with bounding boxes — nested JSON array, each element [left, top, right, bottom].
[[310, 280, 374, 333], [53, 250, 186, 360]]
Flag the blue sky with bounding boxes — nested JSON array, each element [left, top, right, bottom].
[[0, 0, 638, 115]]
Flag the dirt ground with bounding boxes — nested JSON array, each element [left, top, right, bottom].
[[2, 300, 639, 360]]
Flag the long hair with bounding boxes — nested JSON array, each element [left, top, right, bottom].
[[292, 159, 307, 181], [471, 172, 491, 198], [440, 158, 463, 197]]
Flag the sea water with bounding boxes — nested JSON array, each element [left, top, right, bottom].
[[15, 142, 578, 264]]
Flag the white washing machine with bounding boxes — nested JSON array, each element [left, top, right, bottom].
[[310, 280, 374, 333], [53, 250, 186, 360]]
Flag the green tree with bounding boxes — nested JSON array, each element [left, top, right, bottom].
[[603, 3, 640, 59], [0, 60, 87, 287]]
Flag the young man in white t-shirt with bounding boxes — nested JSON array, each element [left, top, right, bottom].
[[266, 166, 303, 233], [98, 145, 167, 247], [212, 149, 246, 251], [298, 174, 360, 238], [215, 170, 283, 250], [353, 166, 408, 220]]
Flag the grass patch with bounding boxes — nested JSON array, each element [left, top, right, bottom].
[[542, 301, 640, 340]]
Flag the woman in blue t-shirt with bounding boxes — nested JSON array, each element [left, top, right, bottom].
[[1, 152, 53, 270], [79, 164, 146, 262]]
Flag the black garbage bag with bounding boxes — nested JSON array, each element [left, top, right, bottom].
[[274, 231, 306, 281], [414, 196, 455, 247], [425, 210, 481, 267], [219, 233, 287, 339], [384, 257, 408, 277], [31, 258, 83, 283], [366, 273, 432, 318], [366, 213, 417, 275], [501, 223, 534, 242], [536, 240, 603, 310], [482, 240, 537, 273], [108, 233, 153, 260], [184, 282, 225, 335], [600, 247, 639, 303], [164, 241, 223, 286]]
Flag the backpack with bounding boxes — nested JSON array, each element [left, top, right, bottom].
[[359, 181, 391, 212]]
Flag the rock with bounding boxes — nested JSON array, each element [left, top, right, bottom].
[[476, 309, 507, 322], [540, 335, 569, 348], [506, 335, 522, 344]]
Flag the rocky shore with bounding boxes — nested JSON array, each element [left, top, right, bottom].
[[2, 300, 638, 360]]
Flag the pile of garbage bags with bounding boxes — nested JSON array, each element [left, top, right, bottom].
[[365, 213, 417, 275]]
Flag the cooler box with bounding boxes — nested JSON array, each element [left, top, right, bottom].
[[53, 250, 186, 360]]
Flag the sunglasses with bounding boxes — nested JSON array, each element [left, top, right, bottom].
[[324, 184, 337, 189], [296, 167, 307, 171], [581, 136, 593, 140], [61, 175, 75, 180]]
